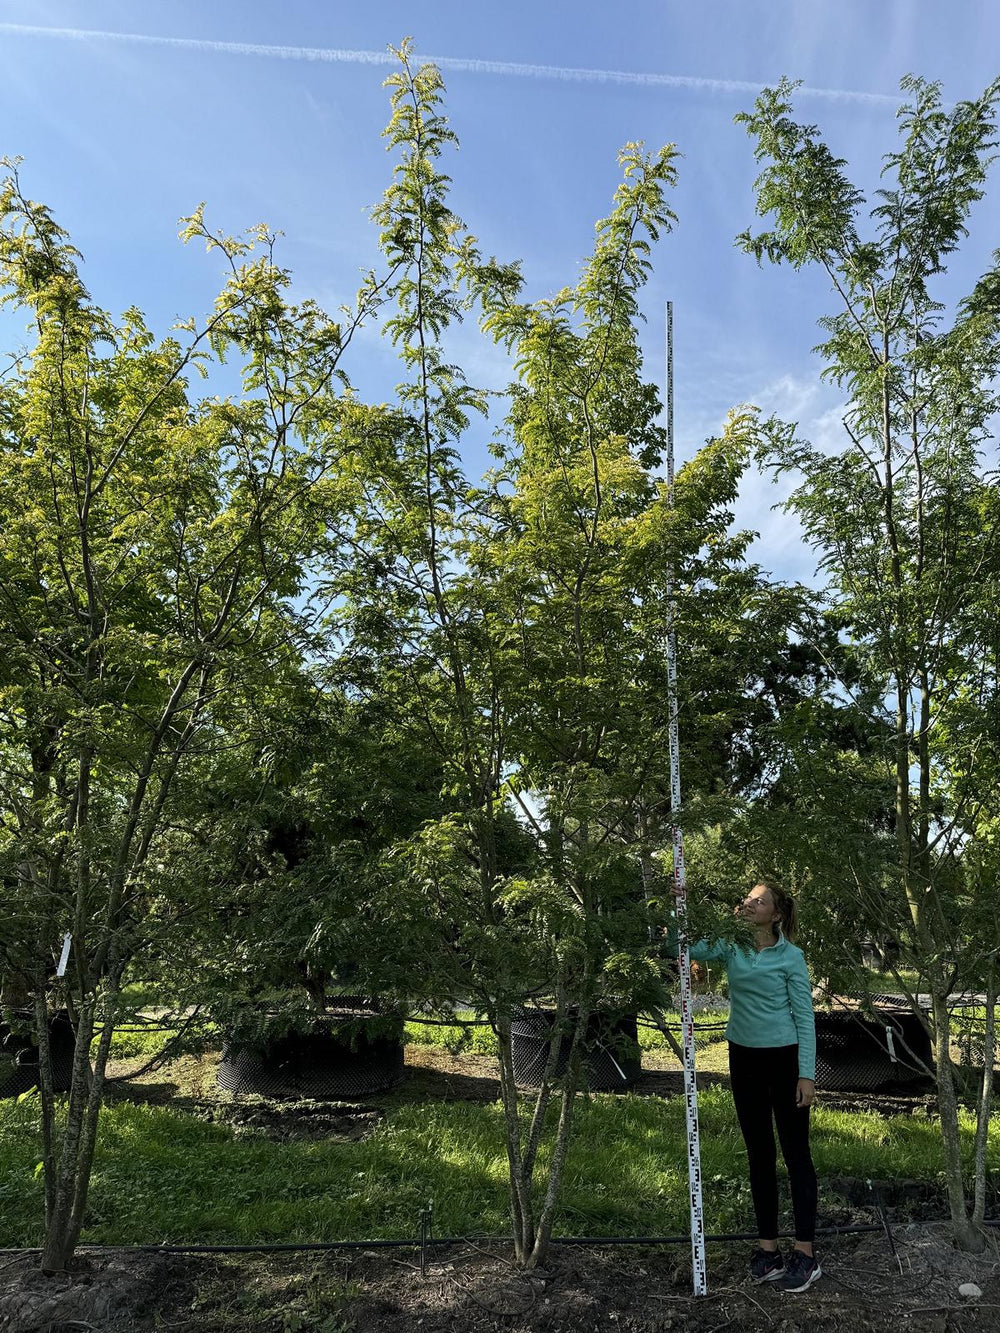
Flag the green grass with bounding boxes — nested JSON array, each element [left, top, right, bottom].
[[637, 1011, 730, 1053], [92, 1021, 221, 1061], [847, 968, 922, 994], [96, 1025, 181, 1061], [91, 1009, 728, 1065], [404, 1016, 499, 1057], [1, 1079, 995, 1250], [402, 1010, 731, 1060], [0, 1004, 985, 1250]]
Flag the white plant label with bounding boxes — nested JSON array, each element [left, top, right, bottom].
[[56, 931, 72, 978]]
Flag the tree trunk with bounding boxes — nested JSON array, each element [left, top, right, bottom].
[[527, 1000, 589, 1269], [32, 981, 56, 1225], [65, 992, 118, 1258], [971, 971, 997, 1229], [495, 1011, 532, 1263], [40, 999, 96, 1273], [523, 994, 567, 1182], [931, 992, 984, 1253], [39, 977, 120, 1274]]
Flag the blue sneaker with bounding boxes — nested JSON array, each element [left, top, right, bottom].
[[777, 1249, 821, 1292], [749, 1247, 785, 1283]]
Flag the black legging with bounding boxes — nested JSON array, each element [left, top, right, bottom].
[[728, 1041, 818, 1244]]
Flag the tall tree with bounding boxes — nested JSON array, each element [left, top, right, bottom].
[[737, 76, 1000, 1250], [0, 166, 377, 1270], [330, 43, 789, 1266]]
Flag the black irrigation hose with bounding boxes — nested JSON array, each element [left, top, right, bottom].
[[88, 1012, 728, 1034], [407, 1015, 732, 1032], [549, 1224, 887, 1246], [3, 1219, 998, 1257], [867, 1179, 901, 1271]]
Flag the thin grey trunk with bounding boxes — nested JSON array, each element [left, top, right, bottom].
[[971, 971, 997, 1229], [638, 813, 684, 1064], [931, 991, 983, 1253], [527, 999, 591, 1268], [495, 1011, 532, 1261], [41, 999, 96, 1272], [647, 1005, 685, 1063], [916, 673, 931, 880], [66, 978, 120, 1255], [523, 991, 568, 1181], [32, 981, 56, 1223]]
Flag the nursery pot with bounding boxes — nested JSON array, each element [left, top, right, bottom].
[[217, 996, 405, 1099], [0, 1009, 75, 1097], [814, 1006, 933, 1092], [47, 1010, 76, 1093], [0, 1012, 36, 1098], [510, 1006, 641, 1092]]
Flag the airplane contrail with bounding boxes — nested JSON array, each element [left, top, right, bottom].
[[0, 22, 898, 106]]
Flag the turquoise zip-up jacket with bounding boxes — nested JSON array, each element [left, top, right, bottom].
[[683, 930, 816, 1081]]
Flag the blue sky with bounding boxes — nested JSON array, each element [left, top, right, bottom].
[[1, 1, 998, 582]]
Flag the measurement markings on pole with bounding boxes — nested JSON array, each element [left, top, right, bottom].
[[665, 301, 707, 1297]]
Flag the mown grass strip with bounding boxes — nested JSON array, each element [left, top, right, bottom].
[[403, 1010, 731, 1058], [1, 1085, 995, 1250]]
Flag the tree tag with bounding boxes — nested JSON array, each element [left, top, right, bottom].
[[56, 932, 72, 978], [884, 1024, 897, 1062]]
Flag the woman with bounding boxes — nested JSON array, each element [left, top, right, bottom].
[[679, 881, 820, 1293]]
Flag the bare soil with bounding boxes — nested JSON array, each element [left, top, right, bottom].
[[2, 1225, 1000, 1333], [102, 1043, 733, 1115]]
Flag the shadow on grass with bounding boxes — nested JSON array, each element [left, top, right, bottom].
[[106, 1078, 186, 1106]]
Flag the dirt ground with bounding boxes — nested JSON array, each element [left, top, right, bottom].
[[100, 1042, 733, 1119], [2, 1224, 1000, 1333]]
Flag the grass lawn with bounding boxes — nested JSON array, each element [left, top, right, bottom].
[[403, 1009, 732, 1061], [2, 1015, 997, 1251]]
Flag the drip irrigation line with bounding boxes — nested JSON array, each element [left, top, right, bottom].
[[407, 1015, 731, 1032], [3, 1219, 998, 1259], [868, 1179, 902, 1275], [549, 1224, 889, 1245]]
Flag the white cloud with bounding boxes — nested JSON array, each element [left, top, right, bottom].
[[727, 372, 847, 586], [753, 373, 822, 428], [809, 401, 849, 456]]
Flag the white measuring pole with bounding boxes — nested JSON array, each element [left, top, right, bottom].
[[665, 301, 707, 1296]]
